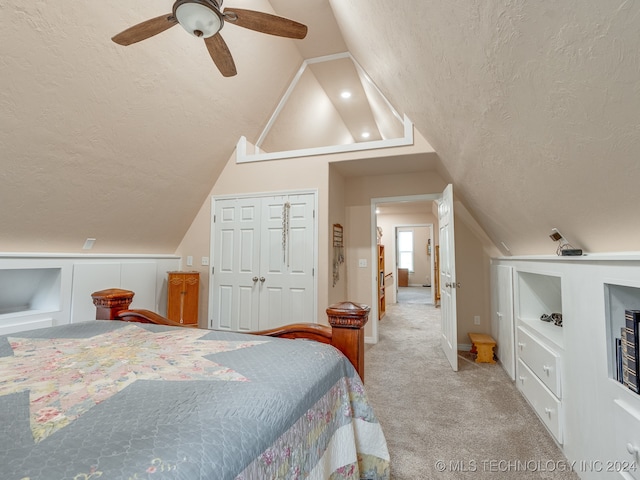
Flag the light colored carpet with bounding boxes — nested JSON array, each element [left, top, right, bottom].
[[397, 286, 432, 304], [365, 303, 579, 479]]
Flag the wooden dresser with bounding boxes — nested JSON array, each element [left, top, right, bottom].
[[397, 268, 409, 287], [167, 271, 199, 325]]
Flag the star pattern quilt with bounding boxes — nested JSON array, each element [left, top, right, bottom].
[[0, 320, 390, 479]]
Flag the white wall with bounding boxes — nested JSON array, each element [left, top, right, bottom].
[[176, 137, 436, 326]]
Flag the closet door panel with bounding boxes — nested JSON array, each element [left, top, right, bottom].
[[211, 193, 316, 331]]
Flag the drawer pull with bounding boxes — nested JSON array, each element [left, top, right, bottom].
[[544, 407, 553, 417], [543, 365, 551, 375], [518, 342, 526, 350], [626, 443, 640, 456], [519, 375, 526, 383]]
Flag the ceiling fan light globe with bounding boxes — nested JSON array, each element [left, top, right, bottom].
[[175, 2, 222, 38]]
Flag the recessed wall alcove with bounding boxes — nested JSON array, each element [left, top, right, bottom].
[[0, 268, 61, 317]]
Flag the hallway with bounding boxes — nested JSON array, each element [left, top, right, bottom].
[[365, 302, 578, 479], [396, 286, 432, 305]]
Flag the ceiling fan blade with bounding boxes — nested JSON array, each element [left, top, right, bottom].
[[223, 8, 307, 39], [112, 14, 178, 46], [205, 34, 237, 77]]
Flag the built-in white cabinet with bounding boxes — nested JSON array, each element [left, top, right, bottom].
[[492, 264, 516, 380], [517, 358, 563, 441], [492, 256, 640, 480], [70, 259, 178, 322], [613, 399, 640, 480], [512, 267, 565, 444], [518, 326, 562, 397], [0, 254, 180, 335]]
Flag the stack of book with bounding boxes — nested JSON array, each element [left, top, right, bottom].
[[617, 309, 640, 394]]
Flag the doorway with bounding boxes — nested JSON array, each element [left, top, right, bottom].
[[395, 224, 433, 305], [373, 196, 438, 309], [371, 186, 458, 371]]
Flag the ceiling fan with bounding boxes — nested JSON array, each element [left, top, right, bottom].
[[112, 0, 308, 77]]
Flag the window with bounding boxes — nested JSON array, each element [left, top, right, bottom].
[[398, 230, 414, 272]]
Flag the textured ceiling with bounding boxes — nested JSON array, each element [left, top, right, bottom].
[[0, 0, 311, 252], [2, 0, 640, 255], [331, 0, 640, 255]]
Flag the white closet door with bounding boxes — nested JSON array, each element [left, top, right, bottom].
[[210, 192, 316, 332], [259, 194, 315, 330], [211, 197, 261, 332]]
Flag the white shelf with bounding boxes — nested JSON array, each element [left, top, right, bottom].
[[0, 308, 59, 319], [498, 252, 640, 262], [519, 316, 564, 349], [605, 283, 640, 390], [0, 252, 179, 259], [516, 270, 564, 348]]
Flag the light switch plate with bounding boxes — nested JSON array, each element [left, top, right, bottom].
[[201, 257, 209, 266], [186, 256, 193, 266], [358, 259, 367, 268]]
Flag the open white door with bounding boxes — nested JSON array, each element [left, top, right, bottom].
[[439, 184, 458, 371]]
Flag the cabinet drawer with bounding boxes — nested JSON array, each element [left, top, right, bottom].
[[517, 326, 562, 397], [517, 359, 563, 444], [613, 399, 640, 480]]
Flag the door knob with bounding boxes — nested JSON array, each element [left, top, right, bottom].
[[252, 276, 258, 282], [260, 277, 266, 283]]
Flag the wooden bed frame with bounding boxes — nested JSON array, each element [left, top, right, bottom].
[[91, 289, 370, 381]]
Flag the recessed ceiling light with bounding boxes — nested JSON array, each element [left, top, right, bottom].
[[361, 132, 370, 139], [340, 91, 352, 99]]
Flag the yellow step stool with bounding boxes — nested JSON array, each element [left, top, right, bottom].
[[468, 333, 496, 364]]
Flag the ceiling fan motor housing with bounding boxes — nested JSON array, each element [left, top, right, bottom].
[[173, 0, 224, 38]]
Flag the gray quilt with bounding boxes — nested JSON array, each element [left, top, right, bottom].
[[0, 320, 390, 479]]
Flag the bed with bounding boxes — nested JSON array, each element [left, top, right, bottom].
[[0, 290, 390, 479]]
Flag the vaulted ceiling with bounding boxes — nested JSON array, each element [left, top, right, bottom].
[[2, 0, 639, 255]]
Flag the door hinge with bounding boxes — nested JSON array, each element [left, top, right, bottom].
[[312, 268, 314, 277], [211, 266, 214, 275], [213, 214, 216, 223], [313, 209, 315, 219]]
